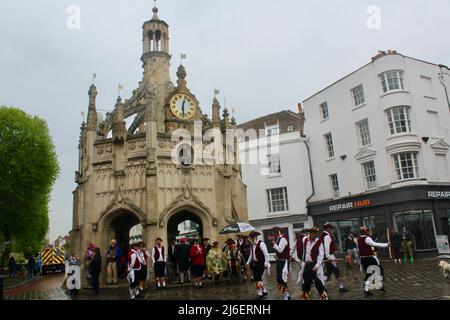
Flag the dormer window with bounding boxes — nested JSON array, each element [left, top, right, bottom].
[[266, 124, 279, 136]]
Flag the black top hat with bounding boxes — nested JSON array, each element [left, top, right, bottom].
[[249, 231, 261, 237], [323, 222, 334, 229]]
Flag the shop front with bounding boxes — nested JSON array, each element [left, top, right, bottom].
[[308, 185, 450, 256]]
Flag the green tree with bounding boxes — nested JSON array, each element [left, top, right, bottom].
[[0, 107, 59, 267]]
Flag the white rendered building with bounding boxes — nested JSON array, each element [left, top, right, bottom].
[[302, 51, 450, 254]]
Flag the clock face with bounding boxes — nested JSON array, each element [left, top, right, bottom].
[[170, 93, 196, 119]]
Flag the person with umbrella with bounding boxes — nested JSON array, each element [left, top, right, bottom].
[[246, 231, 270, 298]]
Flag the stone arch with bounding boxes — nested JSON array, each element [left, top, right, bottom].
[[96, 206, 145, 255], [159, 203, 215, 230], [160, 203, 218, 242]]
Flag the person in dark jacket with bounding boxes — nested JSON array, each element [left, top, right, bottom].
[[401, 225, 414, 263], [89, 247, 102, 294], [8, 254, 16, 278], [344, 233, 358, 268], [27, 255, 35, 280], [168, 238, 178, 281], [391, 231, 403, 264], [177, 238, 191, 284]]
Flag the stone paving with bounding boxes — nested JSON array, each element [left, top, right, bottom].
[[3, 259, 450, 300]]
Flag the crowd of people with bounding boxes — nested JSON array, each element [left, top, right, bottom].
[[73, 224, 416, 300]]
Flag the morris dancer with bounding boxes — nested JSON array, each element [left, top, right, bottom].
[[271, 227, 291, 300], [246, 231, 270, 298], [321, 223, 348, 293], [357, 226, 389, 297], [300, 227, 328, 300], [151, 238, 167, 289], [127, 238, 144, 300]]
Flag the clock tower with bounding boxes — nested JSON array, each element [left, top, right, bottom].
[[71, 3, 249, 284]]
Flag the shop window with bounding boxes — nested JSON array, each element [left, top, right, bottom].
[[393, 210, 436, 250], [320, 220, 358, 254]]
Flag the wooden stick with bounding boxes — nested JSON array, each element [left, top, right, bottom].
[[387, 228, 392, 259]]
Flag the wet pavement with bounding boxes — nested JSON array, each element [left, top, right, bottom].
[[3, 259, 450, 300]]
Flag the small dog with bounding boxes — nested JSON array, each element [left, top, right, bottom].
[[438, 261, 450, 279]]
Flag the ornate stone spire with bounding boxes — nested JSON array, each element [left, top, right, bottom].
[[86, 84, 98, 131], [112, 96, 126, 143], [222, 108, 230, 131], [230, 116, 236, 127], [212, 97, 221, 127], [176, 64, 188, 89]]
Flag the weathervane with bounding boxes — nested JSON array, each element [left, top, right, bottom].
[[214, 89, 220, 98], [91, 73, 96, 85], [180, 53, 187, 65], [118, 84, 124, 97]]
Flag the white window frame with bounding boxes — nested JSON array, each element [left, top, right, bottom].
[[266, 187, 289, 213], [320, 102, 329, 120], [329, 174, 340, 199], [392, 152, 420, 181], [357, 118, 371, 146], [266, 124, 279, 136], [362, 160, 377, 190], [267, 153, 281, 175], [386, 106, 412, 135], [324, 132, 335, 158], [287, 125, 294, 132], [380, 70, 404, 93], [351, 84, 366, 106]]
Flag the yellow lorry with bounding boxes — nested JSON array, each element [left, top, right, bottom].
[[41, 246, 65, 275]]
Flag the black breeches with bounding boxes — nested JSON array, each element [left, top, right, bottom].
[[252, 262, 264, 282], [276, 260, 288, 286], [324, 261, 340, 279], [361, 257, 384, 281], [302, 262, 325, 294]]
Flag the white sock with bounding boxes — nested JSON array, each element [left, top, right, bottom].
[[157, 282, 161, 287], [364, 281, 369, 291], [339, 282, 344, 289], [162, 281, 166, 287], [180, 273, 184, 282]]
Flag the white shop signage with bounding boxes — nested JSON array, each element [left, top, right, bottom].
[[427, 191, 450, 199], [436, 235, 450, 254]]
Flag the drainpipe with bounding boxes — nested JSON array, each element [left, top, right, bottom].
[[438, 64, 450, 111], [303, 138, 315, 207]]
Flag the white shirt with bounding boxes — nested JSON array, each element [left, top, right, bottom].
[[247, 239, 270, 266], [365, 236, 389, 249], [151, 246, 166, 263], [303, 238, 324, 270], [273, 236, 288, 255], [128, 249, 143, 272], [322, 231, 333, 260]]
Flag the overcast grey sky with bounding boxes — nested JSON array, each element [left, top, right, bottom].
[[1, 0, 449, 242]]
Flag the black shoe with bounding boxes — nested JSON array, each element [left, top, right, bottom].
[[380, 287, 386, 292], [339, 287, 349, 293], [262, 291, 268, 296], [363, 290, 373, 297]]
